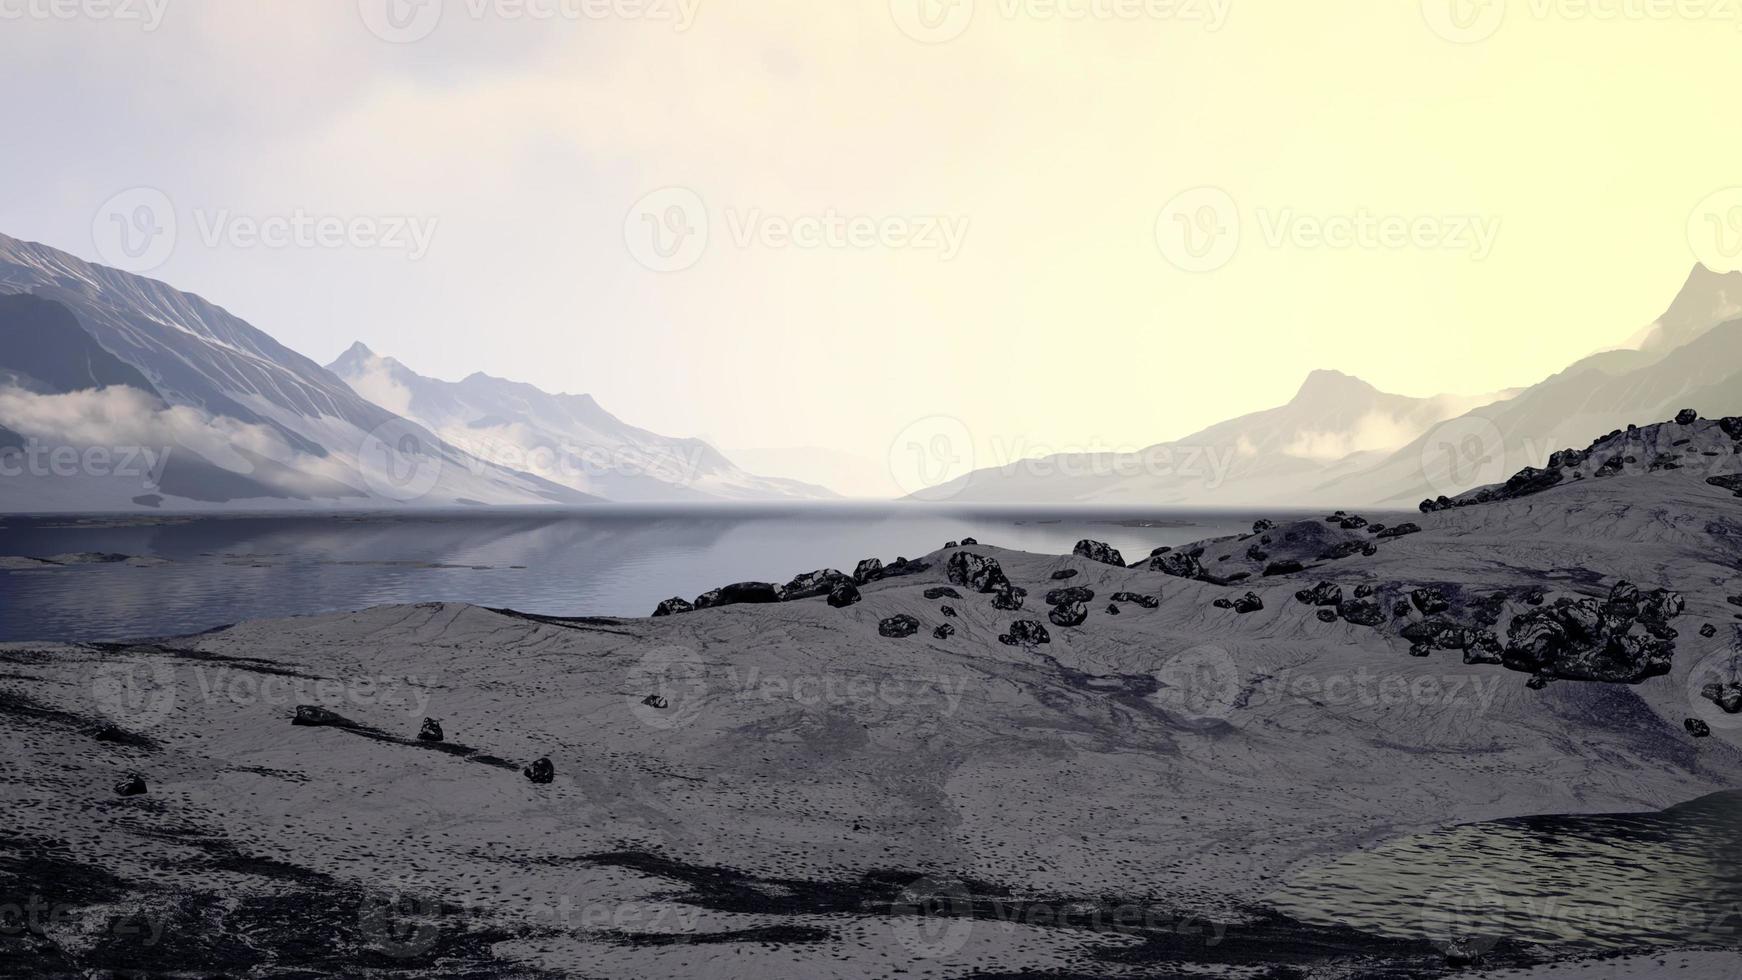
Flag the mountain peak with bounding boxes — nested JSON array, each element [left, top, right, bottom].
[[327, 341, 384, 375], [1292, 369, 1379, 404]]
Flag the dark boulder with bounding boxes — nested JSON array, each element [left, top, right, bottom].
[[947, 552, 1010, 593], [695, 582, 783, 609], [1150, 552, 1204, 579], [642, 694, 669, 709], [1316, 609, 1338, 623], [1000, 620, 1051, 647], [114, 774, 147, 797], [1701, 682, 1742, 714], [879, 614, 921, 638], [1048, 601, 1089, 628], [1686, 718, 1712, 738], [991, 584, 1027, 611], [827, 583, 863, 609], [1354, 584, 1375, 599], [1263, 560, 1306, 577], [1338, 598, 1386, 627], [925, 587, 963, 600], [293, 705, 346, 727], [417, 718, 444, 743], [1295, 582, 1343, 607], [1376, 523, 1421, 539], [944, 540, 959, 549], [1253, 519, 1277, 533], [652, 596, 695, 617], [1073, 539, 1125, 567], [1050, 569, 1079, 581], [1107, 604, 1121, 616], [854, 558, 886, 585], [1212, 598, 1234, 609], [960, 537, 979, 546], [940, 605, 958, 618], [524, 758, 555, 784], [933, 624, 956, 640], [1701, 623, 1718, 639], [1677, 409, 1699, 425], [1233, 593, 1265, 614], [1110, 592, 1160, 609], [1045, 586, 1096, 606], [1410, 587, 1450, 615], [781, 569, 851, 600]]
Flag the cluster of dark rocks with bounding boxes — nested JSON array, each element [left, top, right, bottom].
[[1212, 593, 1265, 614], [653, 555, 935, 616], [1419, 410, 1742, 512], [1000, 620, 1051, 647]]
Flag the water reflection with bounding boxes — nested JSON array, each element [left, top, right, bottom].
[[0, 505, 1284, 642]]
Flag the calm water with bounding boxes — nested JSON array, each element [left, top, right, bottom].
[[1270, 790, 1742, 950], [0, 505, 1272, 643]]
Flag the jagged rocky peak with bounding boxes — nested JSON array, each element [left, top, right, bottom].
[[1420, 409, 1742, 513]]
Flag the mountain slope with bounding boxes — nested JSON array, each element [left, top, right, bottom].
[[328, 343, 835, 502], [0, 233, 597, 511], [924, 369, 1512, 506], [1320, 265, 1742, 507]]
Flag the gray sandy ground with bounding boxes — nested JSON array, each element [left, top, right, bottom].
[[5, 463, 1742, 976]]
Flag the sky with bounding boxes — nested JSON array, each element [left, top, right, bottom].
[[1, 0, 1738, 495]]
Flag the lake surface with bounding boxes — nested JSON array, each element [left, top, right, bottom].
[[1269, 790, 1742, 951], [0, 505, 1280, 643]]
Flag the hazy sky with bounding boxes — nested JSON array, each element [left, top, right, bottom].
[[1, 0, 1738, 480]]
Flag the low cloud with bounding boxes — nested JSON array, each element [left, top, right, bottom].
[[0, 385, 359, 495]]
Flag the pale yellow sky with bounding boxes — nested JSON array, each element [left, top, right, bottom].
[[2, 0, 1738, 477]]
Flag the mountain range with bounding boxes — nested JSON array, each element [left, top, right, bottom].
[[0, 233, 828, 511], [326, 343, 831, 502], [928, 264, 1742, 508], [4, 227, 1739, 513]]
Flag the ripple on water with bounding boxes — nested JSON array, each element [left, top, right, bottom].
[[1267, 790, 1742, 951]]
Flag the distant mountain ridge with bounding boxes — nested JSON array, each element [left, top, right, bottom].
[[921, 367, 1515, 507], [327, 343, 835, 502], [927, 263, 1742, 508]]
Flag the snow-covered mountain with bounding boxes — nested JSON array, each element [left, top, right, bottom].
[[924, 369, 1514, 507], [327, 343, 835, 503], [0, 233, 596, 511]]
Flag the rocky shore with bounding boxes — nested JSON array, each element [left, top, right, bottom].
[[5, 413, 1742, 976]]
